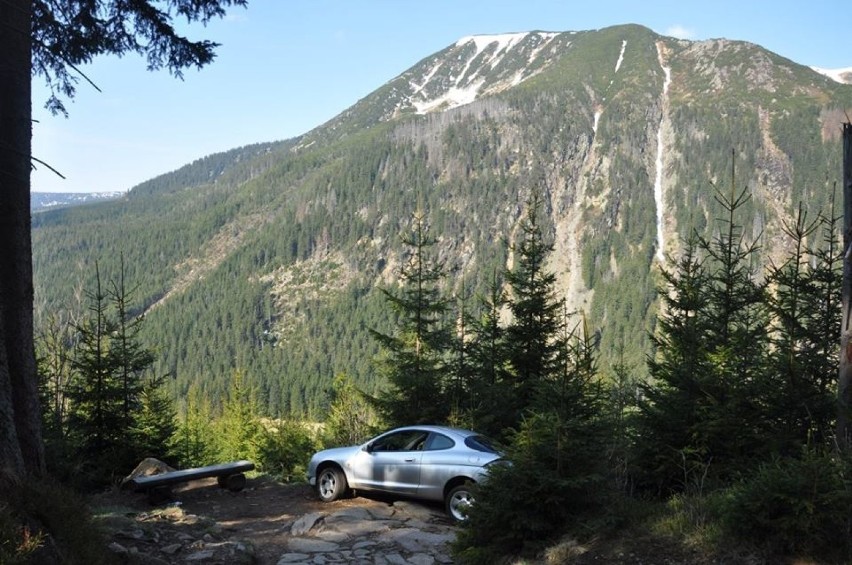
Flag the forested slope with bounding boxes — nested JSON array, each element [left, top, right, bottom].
[[32, 24, 852, 416]]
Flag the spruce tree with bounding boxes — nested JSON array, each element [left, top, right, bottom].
[[109, 255, 154, 430], [636, 235, 713, 490], [638, 163, 771, 489], [172, 382, 216, 467], [372, 211, 451, 426], [131, 374, 177, 462], [35, 310, 76, 470], [805, 209, 843, 431], [697, 173, 770, 476], [64, 263, 160, 481], [765, 205, 841, 451], [323, 373, 378, 447], [66, 264, 125, 481], [215, 369, 262, 463], [504, 191, 562, 426], [466, 273, 513, 438], [456, 200, 609, 561], [447, 280, 476, 427]]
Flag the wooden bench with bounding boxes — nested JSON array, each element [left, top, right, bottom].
[[130, 460, 255, 504]]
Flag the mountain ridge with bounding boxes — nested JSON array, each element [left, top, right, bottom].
[[32, 24, 852, 415]]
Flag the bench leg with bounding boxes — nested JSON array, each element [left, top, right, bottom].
[[217, 473, 247, 492], [147, 485, 173, 505]]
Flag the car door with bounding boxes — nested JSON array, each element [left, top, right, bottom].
[[348, 429, 426, 495]]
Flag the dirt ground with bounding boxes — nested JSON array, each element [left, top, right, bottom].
[[93, 476, 770, 564], [94, 475, 451, 564]]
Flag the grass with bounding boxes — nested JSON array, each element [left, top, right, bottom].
[[0, 471, 112, 564]]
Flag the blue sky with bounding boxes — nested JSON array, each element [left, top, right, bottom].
[[31, 0, 851, 193]]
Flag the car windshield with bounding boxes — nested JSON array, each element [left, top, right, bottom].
[[464, 435, 500, 454]]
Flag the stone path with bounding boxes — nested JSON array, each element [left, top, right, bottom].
[[276, 500, 457, 565]]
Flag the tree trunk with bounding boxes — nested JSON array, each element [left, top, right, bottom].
[[840, 122, 852, 449], [0, 0, 45, 477]]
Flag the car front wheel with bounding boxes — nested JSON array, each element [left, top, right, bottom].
[[317, 466, 348, 502], [445, 483, 474, 522]]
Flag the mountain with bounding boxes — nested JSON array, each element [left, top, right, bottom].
[[31, 24, 852, 416], [812, 66, 852, 85], [31, 191, 123, 211]]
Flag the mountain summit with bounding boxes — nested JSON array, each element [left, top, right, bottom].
[[33, 24, 852, 415]]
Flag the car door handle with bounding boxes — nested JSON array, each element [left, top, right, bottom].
[[404, 458, 415, 462]]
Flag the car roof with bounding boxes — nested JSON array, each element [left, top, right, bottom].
[[389, 425, 479, 438]]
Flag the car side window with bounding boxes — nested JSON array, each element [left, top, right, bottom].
[[425, 433, 454, 451], [372, 430, 428, 452]]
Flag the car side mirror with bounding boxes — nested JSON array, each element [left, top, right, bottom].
[[363, 442, 374, 453]]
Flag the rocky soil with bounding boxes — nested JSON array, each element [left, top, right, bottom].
[[93, 476, 459, 564], [93, 475, 752, 564]]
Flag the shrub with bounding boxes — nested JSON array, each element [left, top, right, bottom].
[[720, 449, 852, 562], [454, 413, 611, 564], [257, 419, 320, 482]]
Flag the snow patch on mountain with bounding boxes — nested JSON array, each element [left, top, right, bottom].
[[811, 66, 852, 84], [413, 80, 485, 114], [31, 191, 123, 211], [654, 43, 672, 263], [458, 32, 529, 58], [615, 40, 627, 72], [410, 31, 561, 114]]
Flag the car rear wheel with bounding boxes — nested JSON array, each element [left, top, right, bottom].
[[317, 466, 348, 502], [445, 483, 474, 522]]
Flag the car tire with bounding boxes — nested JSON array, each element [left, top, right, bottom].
[[445, 482, 474, 522], [317, 465, 348, 502]]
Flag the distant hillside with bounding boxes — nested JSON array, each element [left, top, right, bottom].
[[31, 24, 852, 416], [31, 191, 123, 211]]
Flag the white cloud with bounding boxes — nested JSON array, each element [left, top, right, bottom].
[[665, 24, 695, 40]]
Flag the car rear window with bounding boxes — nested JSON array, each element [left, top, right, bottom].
[[426, 433, 455, 451], [464, 435, 500, 454]]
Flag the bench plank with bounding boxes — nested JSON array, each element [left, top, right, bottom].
[[130, 460, 254, 491]]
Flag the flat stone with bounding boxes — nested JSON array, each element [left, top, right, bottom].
[[117, 528, 146, 540], [377, 527, 456, 553], [287, 537, 341, 553], [409, 555, 436, 565], [314, 530, 349, 543], [160, 543, 182, 555], [402, 518, 433, 530], [291, 512, 324, 536], [384, 554, 408, 565], [185, 549, 216, 561], [324, 507, 373, 522], [276, 553, 310, 564], [391, 501, 441, 521], [325, 518, 395, 537], [352, 540, 377, 550]]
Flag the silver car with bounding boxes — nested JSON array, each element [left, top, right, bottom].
[[307, 425, 502, 521]]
